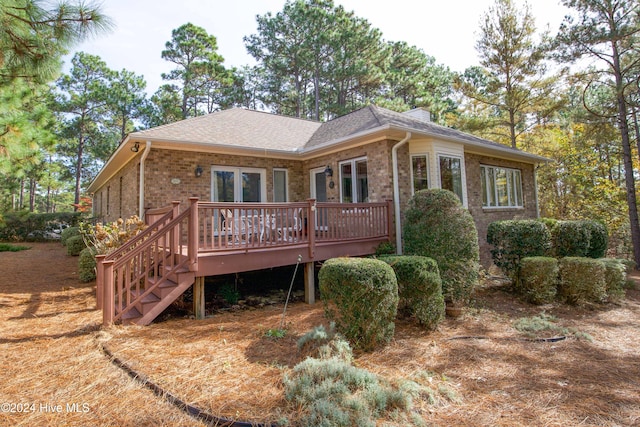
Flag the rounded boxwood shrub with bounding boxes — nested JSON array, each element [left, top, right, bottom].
[[558, 257, 607, 304], [66, 235, 85, 256], [379, 255, 444, 330], [319, 257, 398, 351], [584, 221, 608, 259], [403, 189, 480, 304], [78, 247, 97, 282], [600, 258, 626, 301], [552, 221, 591, 258], [517, 257, 558, 304], [60, 226, 80, 246], [487, 220, 551, 279]]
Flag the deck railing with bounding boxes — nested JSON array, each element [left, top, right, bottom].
[[196, 199, 391, 254]]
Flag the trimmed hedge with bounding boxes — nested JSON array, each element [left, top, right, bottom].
[[66, 235, 85, 256], [319, 258, 398, 351], [61, 226, 80, 246], [487, 220, 551, 279], [558, 257, 607, 304], [78, 247, 97, 282], [600, 258, 626, 301], [379, 255, 444, 330], [552, 220, 608, 258], [403, 189, 479, 303], [517, 257, 558, 304]]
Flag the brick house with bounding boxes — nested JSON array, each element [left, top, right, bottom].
[[89, 105, 546, 267], [91, 105, 550, 325]]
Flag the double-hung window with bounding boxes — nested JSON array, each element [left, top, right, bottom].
[[340, 157, 368, 203], [481, 165, 523, 208], [273, 168, 288, 202]]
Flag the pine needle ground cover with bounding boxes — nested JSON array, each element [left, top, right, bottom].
[[1, 243, 639, 426]]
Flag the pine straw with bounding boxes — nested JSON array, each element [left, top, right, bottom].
[[2, 243, 640, 426]]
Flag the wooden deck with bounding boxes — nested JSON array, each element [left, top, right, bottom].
[[97, 198, 392, 325]]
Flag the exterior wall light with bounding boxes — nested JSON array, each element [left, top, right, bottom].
[[195, 165, 203, 178]]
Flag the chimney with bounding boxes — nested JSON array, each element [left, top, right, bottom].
[[402, 107, 431, 122]]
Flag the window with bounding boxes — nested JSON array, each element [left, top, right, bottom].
[[411, 154, 430, 193], [273, 169, 288, 202], [340, 157, 368, 203], [481, 165, 523, 208], [212, 166, 266, 202], [438, 155, 463, 202]]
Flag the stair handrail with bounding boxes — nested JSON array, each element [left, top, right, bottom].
[[101, 199, 199, 325]]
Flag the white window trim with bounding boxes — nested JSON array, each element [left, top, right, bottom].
[[436, 153, 466, 206], [211, 166, 267, 202], [339, 156, 368, 203], [410, 153, 430, 194], [273, 168, 288, 202], [481, 164, 524, 209]]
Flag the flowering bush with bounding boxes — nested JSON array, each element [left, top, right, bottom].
[[80, 216, 146, 255]]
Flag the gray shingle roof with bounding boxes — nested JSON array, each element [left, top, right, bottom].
[[131, 108, 320, 152]]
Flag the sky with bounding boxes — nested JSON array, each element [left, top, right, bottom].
[[65, 0, 572, 95]]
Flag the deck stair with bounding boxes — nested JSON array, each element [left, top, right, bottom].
[[97, 199, 199, 326]]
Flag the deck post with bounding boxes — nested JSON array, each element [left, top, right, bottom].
[[193, 276, 205, 319], [307, 199, 316, 259], [386, 199, 394, 242], [103, 259, 115, 326], [95, 254, 106, 310], [189, 197, 199, 271], [304, 261, 315, 304]]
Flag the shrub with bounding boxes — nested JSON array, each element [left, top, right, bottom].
[[78, 247, 97, 282], [600, 258, 626, 301], [552, 221, 591, 258], [297, 323, 353, 363], [0, 211, 82, 241], [379, 255, 444, 330], [61, 226, 80, 246], [319, 258, 398, 351], [558, 257, 607, 304], [403, 189, 479, 304], [584, 221, 608, 258], [66, 235, 85, 256], [487, 220, 551, 279], [374, 241, 396, 256], [517, 257, 558, 304]]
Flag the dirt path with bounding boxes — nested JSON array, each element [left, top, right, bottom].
[[1, 242, 639, 426]]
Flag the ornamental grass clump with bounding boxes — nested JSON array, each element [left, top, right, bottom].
[[319, 257, 398, 352], [379, 255, 444, 330], [517, 257, 558, 304], [558, 257, 607, 304], [80, 216, 146, 255], [403, 189, 480, 304]]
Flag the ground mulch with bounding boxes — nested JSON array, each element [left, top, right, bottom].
[[1, 242, 639, 426]]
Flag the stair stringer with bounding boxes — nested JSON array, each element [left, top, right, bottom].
[[135, 271, 196, 326]]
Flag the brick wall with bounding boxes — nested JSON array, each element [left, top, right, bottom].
[[93, 158, 139, 223], [465, 153, 538, 266]]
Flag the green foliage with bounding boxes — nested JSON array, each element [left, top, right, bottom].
[[558, 257, 607, 305], [584, 221, 608, 258], [0, 243, 29, 252], [218, 284, 240, 305], [61, 226, 80, 246], [600, 258, 626, 301], [78, 247, 97, 282], [487, 220, 551, 279], [265, 328, 286, 339], [552, 220, 591, 257], [517, 257, 558, 304], [319, 258, 398, 352], [379, 255, 444, 330], [66, 235, 85, 256], [403, 189, 479, 303], [374, 241, 396, 256], [513, 313, 593, 341], [0, 211, 82, 241]]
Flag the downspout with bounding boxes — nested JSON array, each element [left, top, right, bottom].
[[534, 164, 541, 218], [139, 141, 152, 218], [392, 132, 412, 255]]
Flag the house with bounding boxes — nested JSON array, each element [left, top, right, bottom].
[[88, 106, 547, 325]]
